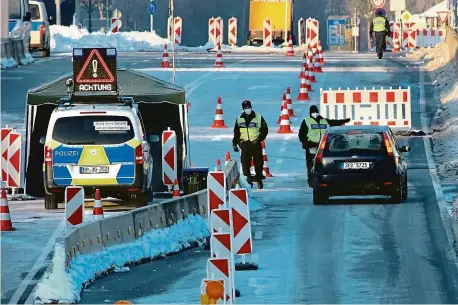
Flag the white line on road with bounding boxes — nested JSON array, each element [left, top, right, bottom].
[[1, 77, 23, 80], [136, 66, 403, 73], [418, 65, 458, 264], [8, 219, 65, 304]]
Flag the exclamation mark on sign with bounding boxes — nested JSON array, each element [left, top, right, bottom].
[[92, 60, 98, 78]]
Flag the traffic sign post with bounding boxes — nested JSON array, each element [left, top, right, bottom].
[[327, 17, 346, 50], [437, 11, 449, 27], [148, 0, 157, 32]]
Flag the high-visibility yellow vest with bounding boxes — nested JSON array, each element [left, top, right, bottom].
[[304, 117, 329, 144], [373, 16, 386, 32], [237, 113, 262, 141]]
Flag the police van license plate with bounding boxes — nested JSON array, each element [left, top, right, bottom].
[[342, 162, 370, 169], [80, 166, 109, 174]]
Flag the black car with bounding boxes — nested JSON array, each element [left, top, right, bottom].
[[311, 125, 411, 205]]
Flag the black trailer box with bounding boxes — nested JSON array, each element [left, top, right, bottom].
[[181, 167, 208, 195]]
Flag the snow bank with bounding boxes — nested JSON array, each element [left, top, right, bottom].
[[407, 42, 450, 71], [1, 57, 17, 69], [33, 215, 210, 304], [50, 25, 214, 53]]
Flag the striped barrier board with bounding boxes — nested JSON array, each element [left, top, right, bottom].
[[416, 28, 445, 48], [211, 208, 231, 233], [174, 17, 182, 45], [7, 132, 21, 188], [207, 258, 234, 303], [207, 171, 226, 222], [162, 128, 177, 189], [229, 189, 253, 255], [228, 17, 237, 46], [209, 17, 216, 43], [263, 19, 272, 47], [298, 18, 306, 46], [110, 18, 122, 33], [306, 18, 319, 49], [1, 128, 12, 184], [320, 86, 411, 128], [65, 186, 84, 230]]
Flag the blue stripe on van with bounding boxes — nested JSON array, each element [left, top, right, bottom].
[[8, 21, 17, 32], [31, 21, 43, 31]]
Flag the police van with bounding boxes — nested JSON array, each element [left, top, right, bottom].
[[29, 0, 51, 57], [40, 98, 156, 209]]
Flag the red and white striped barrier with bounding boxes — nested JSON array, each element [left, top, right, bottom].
[[207, 258, 234, 303], [306, 18, 319, 49], [162, 128, 177, 190], [320, 86, 412, 128], [298, 17, 306, 46], [209, 17, 216, 44], [7, 132, 21, 188], [386, 21, 401, 50], [168, 16, 182, 44], [216, 17, 223, 46], [416, 28, 445, 48], [229, 189, 253, 255], [402, 29, 416, 49], [228, 17, 237, 46], [263, 19, 272, 47], [207, 171, 226, 222], [110, 18, 122, 33], [211, 208, 231, 233], [65, 186, 84, 230], [1, 128, 12, 184]]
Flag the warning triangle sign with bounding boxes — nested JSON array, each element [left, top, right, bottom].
[[437, 11, 449, 24], [76, 49, 115, 83]]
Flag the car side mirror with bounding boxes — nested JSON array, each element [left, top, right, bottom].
[[39, 136, 46, 144], [148, 135, 160, 143], [400, 145, 411, 152], [23, 12, 31, 21]]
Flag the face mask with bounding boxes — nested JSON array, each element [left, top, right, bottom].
[[311, 112, 319, 118], [244, 108, 252, 115]]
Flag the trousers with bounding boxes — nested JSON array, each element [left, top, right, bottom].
[[305, 149, 316, 180], [375, 31, 386, 58], [240, 141, 263, 180]]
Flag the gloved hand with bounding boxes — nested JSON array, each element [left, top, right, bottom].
[[301, 142, 307, 150], [233, 145, 239, 152], [345, 118, 351, 123], [252, 139, 260, 145]]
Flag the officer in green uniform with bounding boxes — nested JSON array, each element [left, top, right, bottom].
[[299, 105, 350, 187], [370, 8, 390, 59], [233, 100, 268, 189]]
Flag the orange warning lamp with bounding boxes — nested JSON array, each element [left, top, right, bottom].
[[206, 281, 224, 300], [114, 301, 132, 304]]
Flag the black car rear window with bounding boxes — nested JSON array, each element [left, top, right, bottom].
[[324, 132, 384, 155], [52, 115, 135, 145]]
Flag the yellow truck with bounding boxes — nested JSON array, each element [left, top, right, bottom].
[[248, 0, 293, 46]]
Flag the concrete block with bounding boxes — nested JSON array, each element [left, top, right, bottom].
[[100, 213, 136, 248], [76, 220, 103, 255]]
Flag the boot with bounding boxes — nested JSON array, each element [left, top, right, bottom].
[[257, 180, 264, 189], [247, 175, 254, 187]]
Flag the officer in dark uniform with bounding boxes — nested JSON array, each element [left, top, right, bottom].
[[299, 105, 350, 187], [370, 8, 390, 59], [233, 100, 268, 189]]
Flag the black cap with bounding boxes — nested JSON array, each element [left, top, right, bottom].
[[309, 105, 319, 115], [242, 99, 252, 109]]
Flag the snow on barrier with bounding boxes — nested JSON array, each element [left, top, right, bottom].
[[306, 18, 319, 49], [263, 19, 272, 47], [33, 160, 240, 304], [298, 18, 306, 46], [228, 17, 237, 46], [320, 86, 412, 129]]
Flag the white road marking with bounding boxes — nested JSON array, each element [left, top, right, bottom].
[[276, 159, 283, 164], [8, 219, 65, 304], [254, 231, 263, 240], [418, 65, 458, 263], [1, 77, 23, 80], [136, 66, 403, 73], [279, 147, 287, 153]]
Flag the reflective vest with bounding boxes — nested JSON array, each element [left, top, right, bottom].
[[237, 113, 262, 141], [372, 16, 386, 32], [304, 117, 329, 144]]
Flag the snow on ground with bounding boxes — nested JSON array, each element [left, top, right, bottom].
[[407, 42, 458, 213], [50, 25, 302, 54], [33, 214, 210, 304], [1, 57, 17, 70]]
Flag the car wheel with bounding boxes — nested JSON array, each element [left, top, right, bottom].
[[390, 184, 403, 204], [402, 176, 408, 201], [44, 194, 58, 209], [313, 188, 329, 205]]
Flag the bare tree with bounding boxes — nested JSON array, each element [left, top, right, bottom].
[[347, 0, 374, 50], [81, 0, 105, 32]]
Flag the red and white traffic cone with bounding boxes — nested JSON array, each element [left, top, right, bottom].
[[298, 52, 308, 78], [277, 100, 293, 133], [305, 69, 313, 92], [308, 51, 316, 83], [392, 38, 400, 53], [225, 152, 231, 166], [211, 97, 227, 128], [277, 102, 283, 124], [313, 48, 322, 73], [261, 141, 273, 177], [216, 159, 222, 171], [297, 74, 310, 101], [172, 179, 181, 198], [160, 44, 170, 68], [1, 188, 15, 231], [285, 35, 294, 56], [214, 43, 224, 68], [318, 40, 325, 65], [93, 189, 104, 220], [284, 92, 295, 117]]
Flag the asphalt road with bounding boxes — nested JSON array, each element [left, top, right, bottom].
[[2, 51, 458, 304]]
